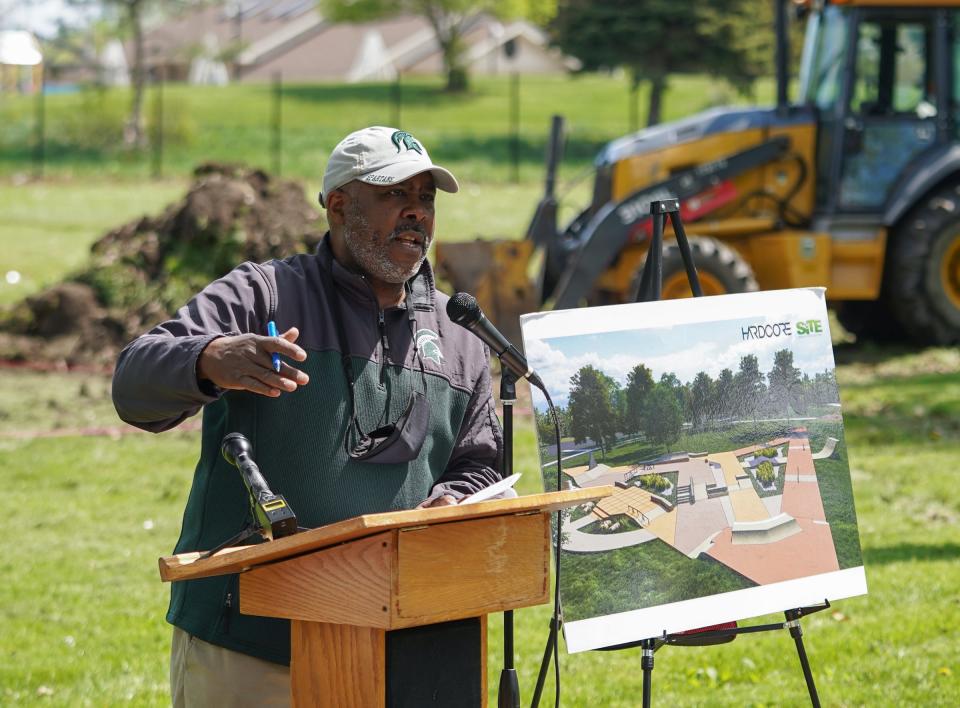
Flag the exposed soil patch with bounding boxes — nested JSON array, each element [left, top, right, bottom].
[[0, 164, 325, 368]]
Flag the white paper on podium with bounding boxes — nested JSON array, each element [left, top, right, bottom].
[[459, 473, 521, 505]]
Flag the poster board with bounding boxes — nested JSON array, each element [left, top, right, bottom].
[[520, 288, 867, 653]]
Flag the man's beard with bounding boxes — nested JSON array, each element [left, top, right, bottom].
[[342, 205, 431, 284]]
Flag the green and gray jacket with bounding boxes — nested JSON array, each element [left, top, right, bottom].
[[112, 236, 503, 664]]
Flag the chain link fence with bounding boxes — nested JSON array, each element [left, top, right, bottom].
[[0, 71, 676, 183]]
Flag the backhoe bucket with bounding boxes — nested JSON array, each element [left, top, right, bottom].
[[434, 239, 540, 345]]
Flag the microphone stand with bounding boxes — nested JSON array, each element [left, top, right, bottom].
[[497, 367, 521, 708]]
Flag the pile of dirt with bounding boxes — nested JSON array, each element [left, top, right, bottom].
[[0, 163, 326, 368]]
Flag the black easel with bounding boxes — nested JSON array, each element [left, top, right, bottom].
[[633, 198, 703, 302], [633, 199, 826, 708], [499, 369, 521, 708], [531, 199, 829, 708], [624, 601, 831, 708]]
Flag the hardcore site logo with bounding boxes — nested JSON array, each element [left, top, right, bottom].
[[740, 319, 824, 340], [416, 329, 444, 364]]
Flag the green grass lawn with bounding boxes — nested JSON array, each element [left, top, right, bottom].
[[0, 176, 589, 309], [0, 74, 773, 182], [0, 180, 186, 308], [2, 348, 959, 706]]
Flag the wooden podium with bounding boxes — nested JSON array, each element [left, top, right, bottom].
[[160, 488, 610, 707]]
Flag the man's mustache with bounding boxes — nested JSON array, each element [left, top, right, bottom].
[[389, 223, 430, 246]]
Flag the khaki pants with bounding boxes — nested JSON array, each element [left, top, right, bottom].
[[170, 627, 290, 707]]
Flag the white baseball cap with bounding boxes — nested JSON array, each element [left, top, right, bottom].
[[320, 126, 459, 207]]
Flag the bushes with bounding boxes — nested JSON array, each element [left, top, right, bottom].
[[639, 473, 670, 492], [756, 460, 775, 484]]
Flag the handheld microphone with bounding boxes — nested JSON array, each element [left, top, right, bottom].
[[446, 292, 546, 392], [221, 433, 298, 541]]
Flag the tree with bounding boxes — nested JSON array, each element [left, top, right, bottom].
[[767, 348, 802, 415], [734, 354, 764, 420], [568, 365, 618, 457], [810, 370, 839, 406], [551, 0, 772, 125], [659, 371, 686, 411], [610, 382, 627, 434], [535, 405, 568, 442], [535, 407, 556, 441], [643, 382, 682, 452], [713, 367, 735, 420], [68, 0, 190, 147], [689, 371, 715, 429], [624, 363, 654, 432], [321, 0, 554, 92]]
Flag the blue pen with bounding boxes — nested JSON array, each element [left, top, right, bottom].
[[267, 321, 281, 372]]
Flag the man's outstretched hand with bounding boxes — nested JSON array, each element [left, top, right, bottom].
[[197, 327, 310, 397]]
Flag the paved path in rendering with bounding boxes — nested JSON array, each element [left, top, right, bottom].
[[706, 517, 839, 584], [673, 497, 730, 556], [728, 488, 771, 522], [561, 524, 655, 552], [707, 451, 744, 487], [646, 509, 678, 546], [762, 495, 783, 517], [785, 439, 816, 481], [782, 479, 827, 521], [728, 436, 792, 458], [781, 435, 827, 521]]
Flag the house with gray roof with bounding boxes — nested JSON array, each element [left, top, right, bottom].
[[134, 1, 575, 84]]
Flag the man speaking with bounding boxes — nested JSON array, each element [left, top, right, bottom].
[[113, 126, 504, 706]]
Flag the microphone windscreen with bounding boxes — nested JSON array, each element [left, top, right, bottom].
[[446, 292, 482, 325]]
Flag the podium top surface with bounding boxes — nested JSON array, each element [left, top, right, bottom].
[[159, 487, 611, 583]]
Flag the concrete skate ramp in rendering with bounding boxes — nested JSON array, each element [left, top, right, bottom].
[[812, 437, 839, 459], [566, 463, 611, 484], [730, 513, 801, 545]]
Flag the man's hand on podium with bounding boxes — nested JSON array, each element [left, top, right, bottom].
[[416, 493, 458, 509]]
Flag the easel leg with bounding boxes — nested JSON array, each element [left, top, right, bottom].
[[641, 638, 655, 708], [785, 609, 821, 708], [530, 617, 558, 708]]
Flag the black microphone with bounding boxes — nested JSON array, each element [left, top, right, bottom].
[[446, 292, 546, 392], [221, 433, 298, 541]]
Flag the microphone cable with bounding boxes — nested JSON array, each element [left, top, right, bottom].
[[540, 386, 564, 708]]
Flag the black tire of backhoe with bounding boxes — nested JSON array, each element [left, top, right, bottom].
[[658, 237, 759, 295], [834, 300, 906, 344], [886, 182, 960, 346]]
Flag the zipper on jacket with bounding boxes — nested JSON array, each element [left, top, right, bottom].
[[377, 309, 391, 359], [377, 308, 391, 388], [221, 591, 233, 634]]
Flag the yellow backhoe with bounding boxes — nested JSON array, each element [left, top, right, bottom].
[[437, 0, 960, 345]]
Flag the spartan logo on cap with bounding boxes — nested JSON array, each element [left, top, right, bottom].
[[391, 131, 423, 155], [415, 328, 443, 364]]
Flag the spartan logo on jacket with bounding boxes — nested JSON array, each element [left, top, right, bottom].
[[415, 328, 443, 364]]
